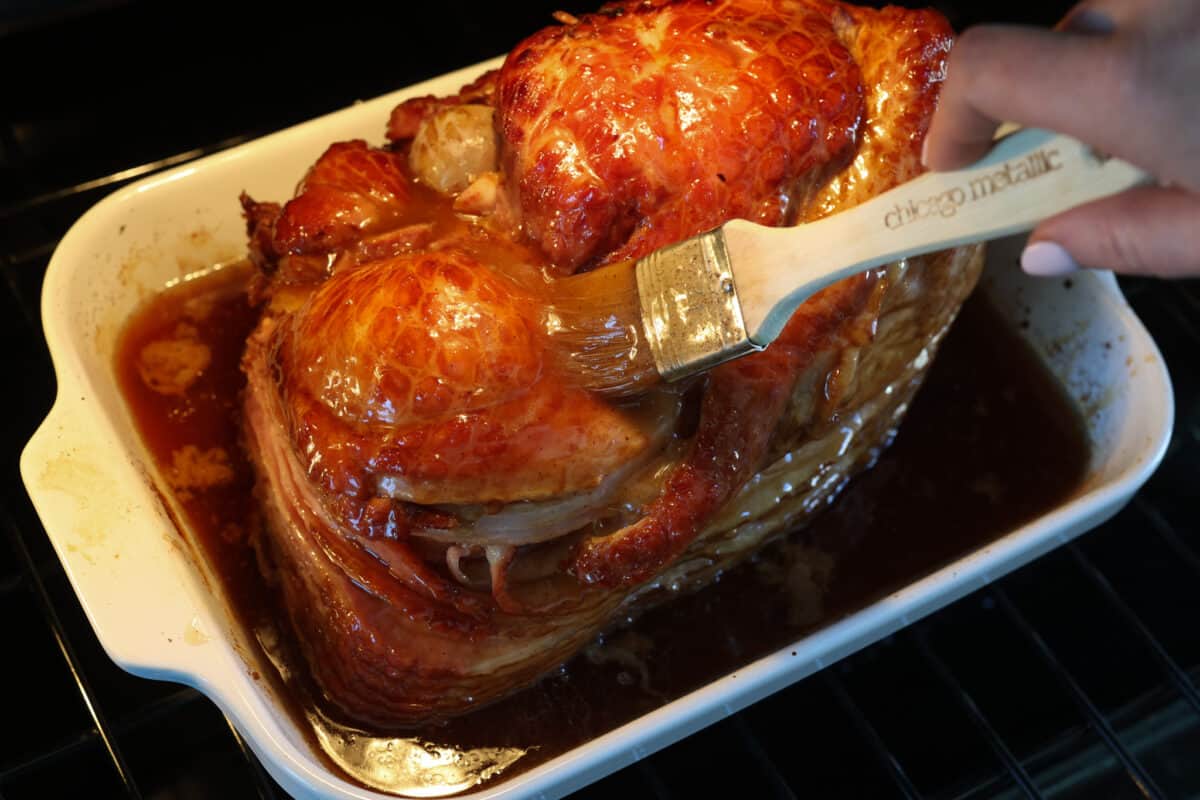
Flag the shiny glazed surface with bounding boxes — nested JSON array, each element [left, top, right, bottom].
[[144, 0, 984, 730]]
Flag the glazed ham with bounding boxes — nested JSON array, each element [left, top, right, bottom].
[[494, 0, 867, 270], [240, 0, 983, 724]]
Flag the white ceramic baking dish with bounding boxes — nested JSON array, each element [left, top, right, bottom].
[[21, 57, 1173, 800]]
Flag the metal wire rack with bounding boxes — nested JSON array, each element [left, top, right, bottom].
[[2, 1, 1198, 797]]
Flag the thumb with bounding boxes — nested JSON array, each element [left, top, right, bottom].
[[1021, 186, 1200, 279]]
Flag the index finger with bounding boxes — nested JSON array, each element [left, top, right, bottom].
[[922, 24, 1132, 171]]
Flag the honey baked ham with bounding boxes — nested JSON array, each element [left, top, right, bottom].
[[239, 0, 983, 725]]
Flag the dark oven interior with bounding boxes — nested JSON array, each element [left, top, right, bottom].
[[2, 1, 1199, 798]]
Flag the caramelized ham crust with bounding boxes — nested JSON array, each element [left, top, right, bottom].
[[277, 251, 659, 504], [497, 0, 867, 270], [240, 0, 982, 724]]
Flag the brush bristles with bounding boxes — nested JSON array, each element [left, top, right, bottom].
[[543, 259, 660, 397]]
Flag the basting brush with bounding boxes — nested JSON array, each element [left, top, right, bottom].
[[546, 128, 1149, 398]]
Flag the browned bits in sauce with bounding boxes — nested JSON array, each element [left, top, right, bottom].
[[165, 444, 235, 499], [115, 266, 1089, 795], [136, 329, 211, 396]]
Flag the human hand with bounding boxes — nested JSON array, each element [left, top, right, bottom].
[[922, 0, 1200, 278]]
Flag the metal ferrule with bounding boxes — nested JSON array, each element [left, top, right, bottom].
[[635, 228, 760, 383]]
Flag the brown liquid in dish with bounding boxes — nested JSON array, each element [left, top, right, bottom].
[[115, 262, 1090, 796]]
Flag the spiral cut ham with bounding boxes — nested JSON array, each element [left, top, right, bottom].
[[239, 0, 983, 724]]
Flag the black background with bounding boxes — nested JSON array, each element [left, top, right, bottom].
[[1, 0, 1074, 210], [5, 2, 1200, 799]]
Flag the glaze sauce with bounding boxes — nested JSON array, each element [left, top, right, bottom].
[[115, 265, 1089, 796]]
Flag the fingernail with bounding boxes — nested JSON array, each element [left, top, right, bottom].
[[1060, 7, 1116, 34], [1021, 241, 1081, 276], [920, 137, 933, 169]]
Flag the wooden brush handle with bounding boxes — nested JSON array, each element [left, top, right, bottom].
[[724, 128, 1152, 345]]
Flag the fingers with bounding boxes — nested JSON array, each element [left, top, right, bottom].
[[923, 24, 1130, 171], [924, 0, 1200, 279], [1021, 185, 1200, 278], [925, 0, 1200, 185]]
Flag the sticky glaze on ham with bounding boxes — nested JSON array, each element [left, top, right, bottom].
[[238, 0, 983, 724]]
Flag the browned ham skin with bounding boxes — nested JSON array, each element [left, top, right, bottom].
[[238, 0, 979, 723]]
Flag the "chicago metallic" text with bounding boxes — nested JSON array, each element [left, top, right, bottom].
[[883, 148, 1063, 230]]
